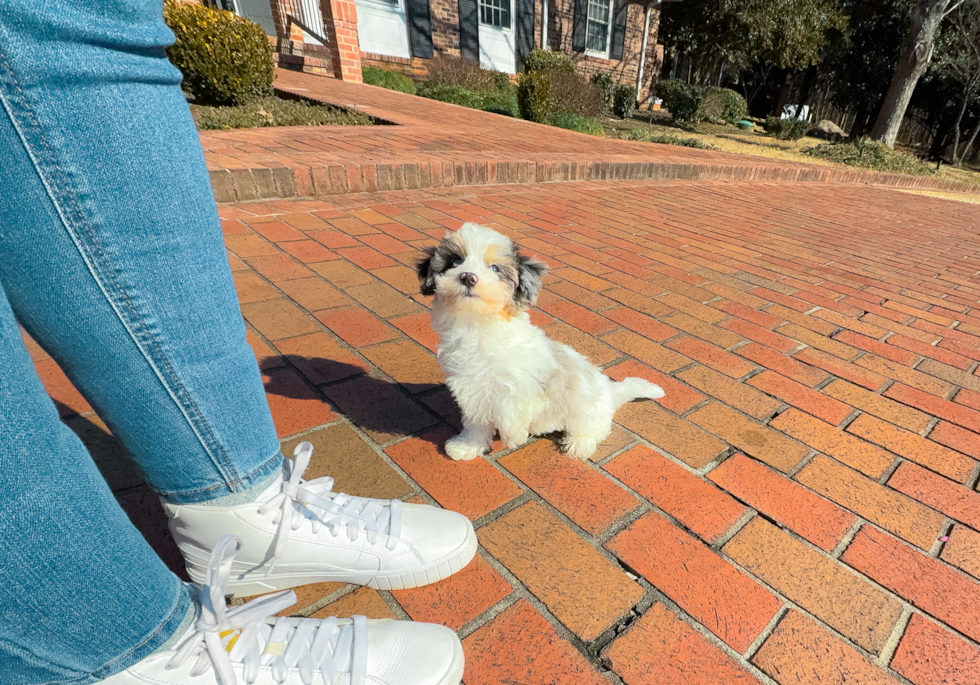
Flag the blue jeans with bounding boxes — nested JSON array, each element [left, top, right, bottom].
[[0, 1, 284, 681]]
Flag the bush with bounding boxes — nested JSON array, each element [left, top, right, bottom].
[[362, 66, 416, 95], [804, 137, 934, 175], [764, 116, 810, 140], [522, 49, 576, 73], [517, 70, 604, 122], [416, 82, 519, 117], [427, 54, 502, 92], [478, 90, 520, 117], [590, 73, 614, 113], [703, 87, 747, 124], [654, 79, 702, 123], [163, 0, 273, 106], [190, 96, 371, 129], [416, 83, 484, 108], [613, 84, 637, 119], [543, 113, 604, 135]]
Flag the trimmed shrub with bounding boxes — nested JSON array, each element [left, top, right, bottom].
[[654, 80, 747, 125], [590, 72, 614, 113], [613, 84, 637, 119], [416, 83, 484, 109], [418, 54, 517, 115], [416, 82, 519, 117], [427, 54, 500, 91], [804, 137, 933, 175], [190, 96, 371, 129], [517, 70, 604, 122], [522, 49, 576, 73], [704, 87, 747, 124], [362, 66, 416, 94], [764, 116, 810, 140], [654, 79, 702, 123], [479, 90, 520, 117], [543, 113, 604, 135], [163, 0, 273, 106]]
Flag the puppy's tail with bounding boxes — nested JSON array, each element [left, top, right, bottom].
[[611, 377, 665, 408]]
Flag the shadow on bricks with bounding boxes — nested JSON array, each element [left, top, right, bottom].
[[267, 356, 454, 452]]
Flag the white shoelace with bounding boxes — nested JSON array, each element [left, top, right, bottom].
[[257, 442, 403, 576], [168, 535, 369, 685]]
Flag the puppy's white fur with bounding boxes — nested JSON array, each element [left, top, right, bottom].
[[417, 223, 664, 460]]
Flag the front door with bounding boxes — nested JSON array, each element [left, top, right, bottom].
[[478, 0, 516, 73], [355, 0, 412, 58]]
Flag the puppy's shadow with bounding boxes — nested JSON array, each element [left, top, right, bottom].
[[265, 356, 459, 451]]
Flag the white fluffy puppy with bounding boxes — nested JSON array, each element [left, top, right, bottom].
[[417, 223, 665, 460]]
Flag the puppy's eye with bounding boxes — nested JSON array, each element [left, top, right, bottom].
[[450, 256, 463, 268], [490, 264, 500, 273]]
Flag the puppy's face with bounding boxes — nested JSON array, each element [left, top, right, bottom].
[[417, 223, 547, 316]]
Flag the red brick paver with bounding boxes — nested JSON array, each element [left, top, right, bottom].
[[201, 69, 980, 203], [39, 143, 980, 684]]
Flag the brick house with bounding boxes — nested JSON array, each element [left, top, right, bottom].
[[207, 0, 664, 102]]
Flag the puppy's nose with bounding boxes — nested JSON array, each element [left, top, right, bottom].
[[459, 272, 478, 288]]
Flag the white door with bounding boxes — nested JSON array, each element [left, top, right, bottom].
[[355, 0, 412, 58], [478, 0, 516, 73]]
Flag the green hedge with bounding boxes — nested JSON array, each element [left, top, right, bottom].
[[764, 116, 810, 140], [654, 79, 701, 123], [522, 49, 576, 73], [589, 73, 614, 113], [163, 0, 273, 106], [543, 113, 604, 135], [517, 70, 604, 122], [654, 80, 747, 125], [362, 66, 416, 94], [613, 84, 637, 119], [416, 82, 519, 117]]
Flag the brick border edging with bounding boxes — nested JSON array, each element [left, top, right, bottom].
[[209, 157, 980, 202]]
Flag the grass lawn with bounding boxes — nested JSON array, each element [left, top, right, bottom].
[[602, 110, 980, 189], [190, 95, 372, 130]]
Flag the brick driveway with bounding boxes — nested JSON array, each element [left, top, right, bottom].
[[40, 176, 980, 684]]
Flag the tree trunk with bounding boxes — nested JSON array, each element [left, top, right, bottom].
[[950, 90, 970, 161], [871, 0, 953, 148]]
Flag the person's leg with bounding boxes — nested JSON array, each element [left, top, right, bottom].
[[0, 0, 282, 503], [0, 280, 192, 684]]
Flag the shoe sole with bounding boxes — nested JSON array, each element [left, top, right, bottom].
[[194, 525, 479, 598], [444, 634, 465, 685]]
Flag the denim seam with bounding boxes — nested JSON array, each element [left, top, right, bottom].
[[156, 447, 282, 500], [0, 47, 244, 490]]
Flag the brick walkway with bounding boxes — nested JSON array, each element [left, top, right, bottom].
[[200, 69, 980, 202], [37, 177, 980, 685]]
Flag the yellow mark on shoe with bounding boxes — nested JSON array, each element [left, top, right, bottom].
[[220, 629, 240, 653], [263, 641, 286, 657]]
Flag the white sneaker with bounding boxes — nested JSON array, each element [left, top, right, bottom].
[[98, 536, 464, 685], [164, 443, 477, 597]]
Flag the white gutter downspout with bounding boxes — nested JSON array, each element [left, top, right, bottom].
[[635, 1, 656, 99], [542, 0, 549, 48]]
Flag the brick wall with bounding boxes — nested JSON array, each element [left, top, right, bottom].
[[265, 0, 661, 94], [535, 1, 662, 102]]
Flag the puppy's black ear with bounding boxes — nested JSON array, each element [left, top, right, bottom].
[[514, 253, 548, 307], [416, 247, 437, 296]]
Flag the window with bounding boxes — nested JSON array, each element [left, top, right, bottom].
[[480, 0, 511, 29], [585, 0, 612, 55], [204, 0, 241, 11]]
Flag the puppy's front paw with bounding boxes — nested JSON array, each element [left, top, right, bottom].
[[445, 437, 485, 461], [562, 435, 600, 460], [501, 431, 530, 450]]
